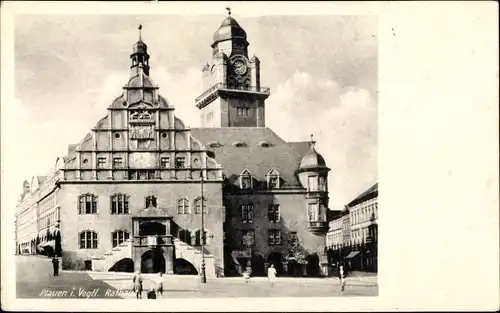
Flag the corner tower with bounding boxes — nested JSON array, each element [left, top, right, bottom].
[[195, 8, 270, 127]]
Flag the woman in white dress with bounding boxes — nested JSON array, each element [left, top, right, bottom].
[[267, 264, 277, 288]]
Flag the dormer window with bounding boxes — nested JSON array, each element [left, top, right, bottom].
[[266, 169, 280, 189], [232, 141, 247, 148], [239, 169, 253, 190]]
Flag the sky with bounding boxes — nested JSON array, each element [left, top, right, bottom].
[[9, 14, 378, 210]]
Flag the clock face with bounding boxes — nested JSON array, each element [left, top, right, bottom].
[[233, 60, 247, 75]]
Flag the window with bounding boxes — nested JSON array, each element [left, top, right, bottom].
[[237, 107, 249, 117], [268, 230, 281, 245], [97, 157, 107, 169], [194, 229, 208, 246], [112, 230, 130, 248], [308, 203, 319, 221], [241, 230, 255, 248], [177, 198, 190, 214], [78, 194, 97, 214], [266, 169, 280, 189], [145, 195, 157, 208], [240, 204, 254, 223], [111, 194, 129, 214], [113, 157, 123, 168], [160, 157, 170, 169], [319, 176, 327, 191], [268, 204, 280, 223], [195, 197, 208, 214], [308, 176, 318, 191], [79, 231, 98, 249], [175, 157, 185, 168], [239, 169, 253, 189]]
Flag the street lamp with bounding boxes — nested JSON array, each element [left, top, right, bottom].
[[200, 175, 207, 283]]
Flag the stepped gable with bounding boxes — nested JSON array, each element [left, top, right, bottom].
[[190, 127, 310, 188]]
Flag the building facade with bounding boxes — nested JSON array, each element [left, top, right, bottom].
[[326, 183, 378, 272], [15, 13, 333, 277]]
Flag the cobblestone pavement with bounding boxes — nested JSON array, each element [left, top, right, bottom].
[[16, 256, 378, 299]]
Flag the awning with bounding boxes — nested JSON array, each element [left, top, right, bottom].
[[345, 251, 360, 259], [37, 240, 55, 249]]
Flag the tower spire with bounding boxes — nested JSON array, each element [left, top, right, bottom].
[[225, 6, 231, 16], [138, 24, 143, 41]]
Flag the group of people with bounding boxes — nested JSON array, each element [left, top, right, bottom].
[[132, 272, 164, 299], [131, 263, 348, 299]]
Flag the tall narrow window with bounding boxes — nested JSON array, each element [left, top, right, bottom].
[[78, 194, 97, 214], [195, 197, 208, 214], [268, 230, 281, 245], [319, 176, 327, 191], [145, 195, 157, 208], [112, 230, 130, 248], [308, 175, 318, 191], [308, 203, 319, 221], [111, 194, 129, 214], [160, 157, 170, 169], [268, 204, 280, 223], [240, 204, 254, 223], [79, 231, 98, 249], [177, 198, 190, 214]]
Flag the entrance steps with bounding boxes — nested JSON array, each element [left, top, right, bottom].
[[91, 237, 216, 277], [173, 238, 216, 278], [92, 239, 133, 272]]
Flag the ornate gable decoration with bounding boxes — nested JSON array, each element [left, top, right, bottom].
[[129, 109, 155, 140]]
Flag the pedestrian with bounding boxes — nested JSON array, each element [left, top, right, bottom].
[[133, 271, 143, 299], [51, 256, 59, 277], [154, 272, 164, 297], [267, 264, 277, 288], [146, 288, 156, 299], [338, 265, 347, 292]]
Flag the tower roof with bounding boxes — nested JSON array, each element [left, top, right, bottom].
[[299, 135, 329, 171], [212, 8, 247, 45], [132, 25, 148, 55]]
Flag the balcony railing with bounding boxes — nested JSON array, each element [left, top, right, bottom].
[[307, 220, 329, 233], [195, 83, 271, 103], [133, 235, 173, 246]]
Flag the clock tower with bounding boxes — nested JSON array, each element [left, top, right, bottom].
[[195, 9, 270, 127]]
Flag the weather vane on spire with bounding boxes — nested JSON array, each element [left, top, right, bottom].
[[138, 24, 143, 41], [310, 134, 316, 146], [226, 6, 231, 16]]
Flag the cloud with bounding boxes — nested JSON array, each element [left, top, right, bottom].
[[267, 71, 378, 209]]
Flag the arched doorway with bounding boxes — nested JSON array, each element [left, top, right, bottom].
[[139, 221, 166, 236], [141, 249, 166, 273], [251, 253, 266, 276], [267, 252, 283, 275], [173, 258, 198, 275], [306, 253, 320, 277], [109, 258, 134, 272]]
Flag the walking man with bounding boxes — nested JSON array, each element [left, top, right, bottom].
[[338, 265, 347, 292], [154, 272, 164, 297], [51, 256, 59, 277], [133, 271, 143, 299], [267, 264, 277, 288]]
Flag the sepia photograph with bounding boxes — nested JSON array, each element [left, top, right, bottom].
[[11, 8, 378, 299], [3, 1, 497, 312]]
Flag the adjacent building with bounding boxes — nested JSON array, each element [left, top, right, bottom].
[[326, 183, 378, 272], [15, 13, 334, 277]]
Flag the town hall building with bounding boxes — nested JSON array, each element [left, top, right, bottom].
[[15, 12, 334, 278]]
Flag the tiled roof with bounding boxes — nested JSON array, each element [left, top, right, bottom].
[[347, 182, 378, 207], [190, 127, 311, 189]]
